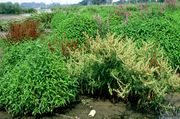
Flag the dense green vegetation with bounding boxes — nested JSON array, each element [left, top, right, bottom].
[[0, 2, 180, 117], [52, 13, 99, 43], [52, 3, 180, 70], [118, 10, 180, 69], [0, 40, 78, 116]]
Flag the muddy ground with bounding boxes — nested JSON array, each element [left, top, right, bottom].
[[0, 96, 157, 119], [0, 94, 180, 119], [0, 90, 180, 119]]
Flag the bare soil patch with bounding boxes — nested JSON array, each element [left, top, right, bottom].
[[0, 14, 31, 21]]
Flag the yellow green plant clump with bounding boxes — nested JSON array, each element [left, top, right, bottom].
[[67, 34, 180, 112]]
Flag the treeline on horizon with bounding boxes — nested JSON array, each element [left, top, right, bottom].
[[79, 0, 165, 5], [0, 2, 36, 14], [0, 0, 179, 14]]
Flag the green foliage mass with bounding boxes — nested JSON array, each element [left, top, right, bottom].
[[0, 40, 78, 116], [118, 14, 180, 69], [52, 13, 99, 43], [67, 35, 179, 111], [51, 5, 180, 69], [51, 13, 70, 30]]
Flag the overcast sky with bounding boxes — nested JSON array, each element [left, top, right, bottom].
[[0, 0, 119, 4]]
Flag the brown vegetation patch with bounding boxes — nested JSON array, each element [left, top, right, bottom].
[[8, 20, 39, 42]]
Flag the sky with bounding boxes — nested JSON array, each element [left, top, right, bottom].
[[0, 0, 119, 4]]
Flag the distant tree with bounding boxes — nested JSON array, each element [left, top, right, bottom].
[[23, 8, 37, 13], [92, 0, 107, 4], [0, 2, 36, 14], [79, 0, 112, 5], [79, 0, 89, 5], [0, 2, 20, 14]]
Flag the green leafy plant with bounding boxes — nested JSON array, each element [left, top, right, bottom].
[[51, 13, 99, 44], [0, 40, 78, 116], [51, 12, 71, 30], [104, 4, 180, 70], [120, 16, 180, 70]]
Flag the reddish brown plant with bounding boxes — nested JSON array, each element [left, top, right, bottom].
[[8, 20, 39, 42], [60, 40, 78, 57], [48, 42, 55, 52]]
